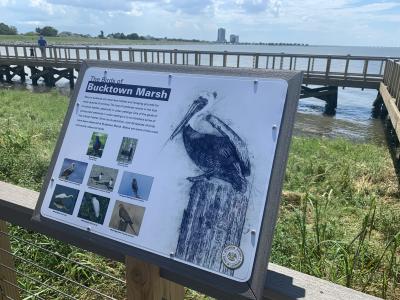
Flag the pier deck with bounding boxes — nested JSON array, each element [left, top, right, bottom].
[[0, 43, 399, 113]]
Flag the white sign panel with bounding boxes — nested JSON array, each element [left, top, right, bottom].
[[39, 67, 288, 282]]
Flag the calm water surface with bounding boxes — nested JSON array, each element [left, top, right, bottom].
[[2, 44, 399, 144]]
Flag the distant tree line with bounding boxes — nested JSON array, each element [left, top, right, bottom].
[[36, 26, 58, 37], [1, 22, 299, 45], [0, 22, 206, 43], [105, 32, 146, 40], [0, 22, 17, 35]]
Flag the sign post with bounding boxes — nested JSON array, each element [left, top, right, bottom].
[[34, 61, 302, 299]]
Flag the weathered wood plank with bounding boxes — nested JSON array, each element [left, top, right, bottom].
[[264, 264, 381, 300], [0, 181, 382, 299], [380, 82, 400, 140], [126, 256, 162, 300], [126, 256, 184, 300], [0, 220, 20, 300]]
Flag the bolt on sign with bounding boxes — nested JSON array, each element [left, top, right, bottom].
[[34, 61, 302, 299]]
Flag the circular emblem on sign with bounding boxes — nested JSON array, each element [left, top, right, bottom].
[[221, 245, 244, 269]]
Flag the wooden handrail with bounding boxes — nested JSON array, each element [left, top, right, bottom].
[[0, 43, 399, 61], [0, 181, 380, 300]]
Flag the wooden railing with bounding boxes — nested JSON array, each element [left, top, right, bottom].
[[0, 43, 399, 89], [0, 181, 380, 300], [380, 59, 400, 140], [383, 60, 400, 106]]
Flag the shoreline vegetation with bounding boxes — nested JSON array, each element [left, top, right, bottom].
[[0, 89, 399, 299], [0, 34, 309, 47]]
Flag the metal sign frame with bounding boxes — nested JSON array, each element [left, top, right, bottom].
[[33, 60, 302, 300]]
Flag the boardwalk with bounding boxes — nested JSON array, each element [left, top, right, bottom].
[[0, 43, 399, 113], [378, 60, 400, 141]]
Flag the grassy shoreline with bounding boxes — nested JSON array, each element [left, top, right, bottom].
[[0, 89, 399, 299], [0, 34, 207, 46]]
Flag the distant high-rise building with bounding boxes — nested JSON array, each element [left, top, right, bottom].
[[230, 34, 239, 44], [217, 28, 226, 43]]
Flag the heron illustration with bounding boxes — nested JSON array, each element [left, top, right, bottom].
[[169, 92, 251, 192]]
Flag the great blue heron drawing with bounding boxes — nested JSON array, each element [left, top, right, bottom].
[[171, 91, 252, 276]]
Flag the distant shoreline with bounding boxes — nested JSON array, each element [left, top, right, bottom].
[[0, 34, 309, 47], [0, 34, 207, 46]]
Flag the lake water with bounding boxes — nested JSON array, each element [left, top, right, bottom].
[[123, 44, 399, 144], [2, 44, 400, 144]]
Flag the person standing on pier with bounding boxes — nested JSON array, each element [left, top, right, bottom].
[[38, 35, 47, 58]]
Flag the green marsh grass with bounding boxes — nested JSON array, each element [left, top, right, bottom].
[[0, 89, 399, 299]]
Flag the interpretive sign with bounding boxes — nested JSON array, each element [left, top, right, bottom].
[[34, 61, 302, 299]]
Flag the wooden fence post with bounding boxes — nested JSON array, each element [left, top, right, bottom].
[[126, 256, 184, 300], [0, 220, 20, 300]]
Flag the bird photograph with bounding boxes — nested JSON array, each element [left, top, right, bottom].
[[59, 158, 88, 184], [91, 196, 100, 218], [109, 201, 145, 236], [87, 165, 118, 192], [90, 172, 104, 182], [131, 178, 139, 198], [107, 178, 114, 191], [49, 185, 79, 214], [117, 137, 138, 164], [118, 171, 154, 200], [118, 203, 137, 235], [86, 132, 108, 158], [60, 163, 75, 179], [77, 192, 110, 224]]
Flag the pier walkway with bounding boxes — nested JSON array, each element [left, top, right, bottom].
[[0, 44, 399, 114]]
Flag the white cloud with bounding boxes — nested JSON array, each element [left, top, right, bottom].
[[0, 0, 15, 6], [0, 0, 399, 46], [29, 0, 56, 15]]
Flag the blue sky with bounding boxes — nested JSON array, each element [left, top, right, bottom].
[[0, 0, 399, 46]]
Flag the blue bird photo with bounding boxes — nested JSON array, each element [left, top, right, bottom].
[[87, 132, 108, 158], [59, 158, 88, 184], [118, 171, 154, 201]]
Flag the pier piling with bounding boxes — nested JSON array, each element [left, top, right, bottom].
[[300, 85, 338, 115]]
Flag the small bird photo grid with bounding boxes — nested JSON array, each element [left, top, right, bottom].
[[117, 137, 138, 164], [87, 132, 107, 158], [118, 171, 154, 201], [47, 131, 152, 238], [87, 165, 118, 192], [59, 158, 88, 184], [77, 192, 110, 224], [109, 200, 145, 236], [49, 184, 80, 215]]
